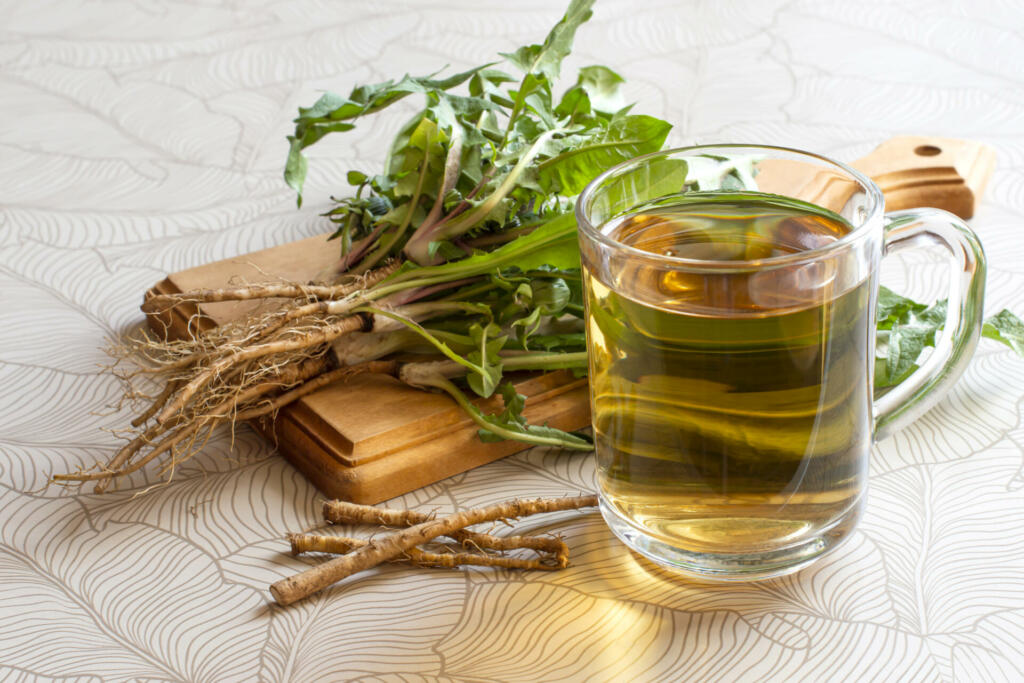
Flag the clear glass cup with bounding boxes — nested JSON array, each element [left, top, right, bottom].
[[575, 144, 986, 580]]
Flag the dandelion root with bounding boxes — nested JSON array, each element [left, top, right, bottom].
[[140, 262, 398, 314], [288, 533, 563, 571], [323, 499, 567, 556], [270, 494, 597, 606]]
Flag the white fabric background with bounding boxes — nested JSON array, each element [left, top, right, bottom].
[[2, 1, 1024, 680]]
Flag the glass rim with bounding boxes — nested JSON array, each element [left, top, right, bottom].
[[575, 143, 886, 271]]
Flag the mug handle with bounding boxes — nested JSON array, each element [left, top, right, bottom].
[[873, 208, 987, 440]]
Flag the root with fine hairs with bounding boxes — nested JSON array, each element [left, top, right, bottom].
[[140, 262, 398, 314], [53, 263, 411, 492], [154, 314, 368, 424], [271, 494, 598, 606]]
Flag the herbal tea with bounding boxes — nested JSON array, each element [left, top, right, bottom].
[[584, 191, 873, 556]]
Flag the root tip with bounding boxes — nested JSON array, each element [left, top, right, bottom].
[[269, 579, 298, 606]]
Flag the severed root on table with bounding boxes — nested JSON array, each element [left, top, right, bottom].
[[289, 533, 565, 571], [271, 494, 598, 606], [323, 499, 571, 556]]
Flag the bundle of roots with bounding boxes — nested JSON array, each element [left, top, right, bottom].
[[53, 263, 449, 492]]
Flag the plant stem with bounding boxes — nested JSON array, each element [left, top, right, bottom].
[[420, 126, 463, 231], [436, 130, 561, 241], [355, 136, 437, 274], [369, 212, 577, 298], [464, 224, 538, 249], [503, 351, 587, 371], [426, 376, 591, 450], [356, 305, 489, 380]]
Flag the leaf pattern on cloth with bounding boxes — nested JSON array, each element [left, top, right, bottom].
[[862, 444, 1024, 636], [0, 491, 265, 681], [3, 0, 1024, 679], [437, 582, 939, 681]]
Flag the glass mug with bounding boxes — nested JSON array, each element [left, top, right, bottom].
[[576, 145, 985, 579]]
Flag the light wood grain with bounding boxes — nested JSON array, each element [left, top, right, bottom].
[[757, 136, 993, 217]]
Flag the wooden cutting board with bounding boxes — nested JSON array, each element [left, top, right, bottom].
[[145, 136, 994, 503]]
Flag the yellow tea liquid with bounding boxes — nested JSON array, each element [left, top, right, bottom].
[[585, 191, 872, 555]]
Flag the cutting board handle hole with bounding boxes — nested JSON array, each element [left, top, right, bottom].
[[914, 144, 942, 157]]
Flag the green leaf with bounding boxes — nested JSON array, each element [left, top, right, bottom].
[[390, 212, 580, 287], [298, 65, 490, 124], [590, 156, 690, 219], [525, 88, 557, 130], [501, 45, 543, 78], [488, 214, 581, 271], [284, 138, 309, 206], [465, 322, 507, 397], [876, 286, 927, 330], [431, 379, 591, 450], [511, 94, 548, 136], [283, 121, 357, 202], [553, 85, 592, 121], [983, 309, 1024, 357], [873, 291, 1024, 389], [531, 277, 571, 314], [285, 64, 490, 203], [682, 155, 760, 192], [498, 0, 593, 139], [501, 72, 551, 144], [427, 92, 500, 133], [499, 0, 594, 82], [432, 128, 571, 244], [489, 274, 573, 347], [477, 383, 592, 447], [510, 308, 543, 345], [883, 326, 924, 387], [384, 109, 428, 179], [427, 240, 465, 261], [576, 65, 625, 112], [469, 68, 517, 101], [536, 114, 672, 195], [877, 299, 947, 389], [393, 117, 447, 197], [526, 332, 587, 352]]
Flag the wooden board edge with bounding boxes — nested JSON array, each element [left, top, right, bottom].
[[283, 373, 589, 469], [261, 384, 591, 504]]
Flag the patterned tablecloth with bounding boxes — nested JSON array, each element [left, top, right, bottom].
[[3, 1, 1024, 680]]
